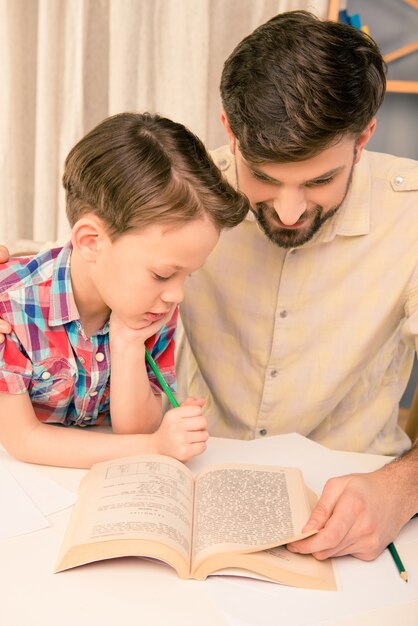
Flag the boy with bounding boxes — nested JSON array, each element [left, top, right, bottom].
[[0, 111, 248, 468]]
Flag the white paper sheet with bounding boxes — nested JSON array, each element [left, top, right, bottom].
[[187, 434, 418, 626], [0, 450, 76, 516], [0, 460, 49, 539], [206, 529, 418, 626]]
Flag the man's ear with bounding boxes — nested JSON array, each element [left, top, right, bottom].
[[71, 215, 108, 263], [220, 111, 236, 155], [355, 118, 376, 163]]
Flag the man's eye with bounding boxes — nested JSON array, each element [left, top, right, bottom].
[[251, 171, 271, 183], [307, 177, 334, 187]]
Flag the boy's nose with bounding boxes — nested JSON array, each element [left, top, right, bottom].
[[162, 284, 184, 305]]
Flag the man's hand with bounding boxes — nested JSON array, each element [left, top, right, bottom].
[[0, 245, 10, 263], [151, 399, 208, 462], [287, 458, 418, 560], [0, 320, 12, 344], [0, 245, 11, 342]]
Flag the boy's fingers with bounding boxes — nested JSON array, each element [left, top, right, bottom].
[[184, 415, 207, 432], [188, 430, 209, 444], [181, 396, 205, 407], [166, 405, 205, 419]]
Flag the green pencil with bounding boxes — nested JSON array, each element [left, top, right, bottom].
[[145, 347, 180, 408], [387, 542, 408, 582]]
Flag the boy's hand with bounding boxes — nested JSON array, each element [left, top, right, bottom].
[[181, 396, 206, 408], [109, 306, 177, 350], [151, 401, 208, 462]]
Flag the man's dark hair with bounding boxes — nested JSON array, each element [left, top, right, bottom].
[[220, 10, 387, 163]]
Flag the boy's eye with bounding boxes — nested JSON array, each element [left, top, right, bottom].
[[153, 273, 171, 282]]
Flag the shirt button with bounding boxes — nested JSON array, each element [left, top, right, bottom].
[[217, 157, 229, 171], [279, 310, 288, 318], [270, 369, 279, 378], [95, 352, 105, 362], [259, 429, 268, 436], [79, 356, 86, 364], [89, 391, 98, 397], [394, 175, 404, 186], [41, 371, 51, 380]]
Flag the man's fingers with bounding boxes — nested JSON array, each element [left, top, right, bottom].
[[287, 476, 356, 556], [0, 245, 10, 263], [303, 475, 353, 532], [0, 320, 12, 343]]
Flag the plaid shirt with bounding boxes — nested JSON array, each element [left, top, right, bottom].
[[0, 243, 177, 426]]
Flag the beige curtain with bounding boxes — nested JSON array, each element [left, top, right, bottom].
[[0, 0, 325, 244]]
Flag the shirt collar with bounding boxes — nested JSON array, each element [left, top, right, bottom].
[[314, 151, 371, 244], [48, 242, 109, 335], [243, 151, 372, 244], [48, 242, 79, 326]]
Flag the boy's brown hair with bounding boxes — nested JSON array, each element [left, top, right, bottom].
[[220, 10, 387, 163], [63, 112, 248, 238]]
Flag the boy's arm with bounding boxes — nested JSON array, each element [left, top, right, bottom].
[[108, 310, 176, 434], [109, 334, 162, 434], [0, 390, 208, 468]]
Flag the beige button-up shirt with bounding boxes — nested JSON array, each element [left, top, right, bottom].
[[177, 146, 418, 455]]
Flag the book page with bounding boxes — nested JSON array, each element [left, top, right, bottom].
[[212, 546, 337, 590], [191, 463, 313, 571], [55, 455, 194, 573]]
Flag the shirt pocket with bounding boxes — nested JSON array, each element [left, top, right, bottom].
[[29, 357, 76, 408]]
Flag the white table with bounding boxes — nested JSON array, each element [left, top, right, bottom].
[[1, 434, 418, 626]]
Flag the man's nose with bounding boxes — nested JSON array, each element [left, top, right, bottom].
[[273, 189, 307, 225]]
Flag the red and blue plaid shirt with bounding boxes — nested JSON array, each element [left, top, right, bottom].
[[0, 243, 177, 427]]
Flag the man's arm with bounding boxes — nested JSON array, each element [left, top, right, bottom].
[[287, 446, 418, 560]]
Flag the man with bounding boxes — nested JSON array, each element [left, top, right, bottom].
[[1, 11, 417, 560], [177, 11, 418, 560]]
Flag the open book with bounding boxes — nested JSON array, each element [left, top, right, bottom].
[[55, 454, 336, 590]]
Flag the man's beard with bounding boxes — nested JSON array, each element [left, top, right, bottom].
[[252, 203, 339, 248], [251, 163, 355, 249]]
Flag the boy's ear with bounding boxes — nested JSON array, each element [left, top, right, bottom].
[[355, 118, 376, 163], [71, 216, 109, 262], [220, 111, 236, 155]]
